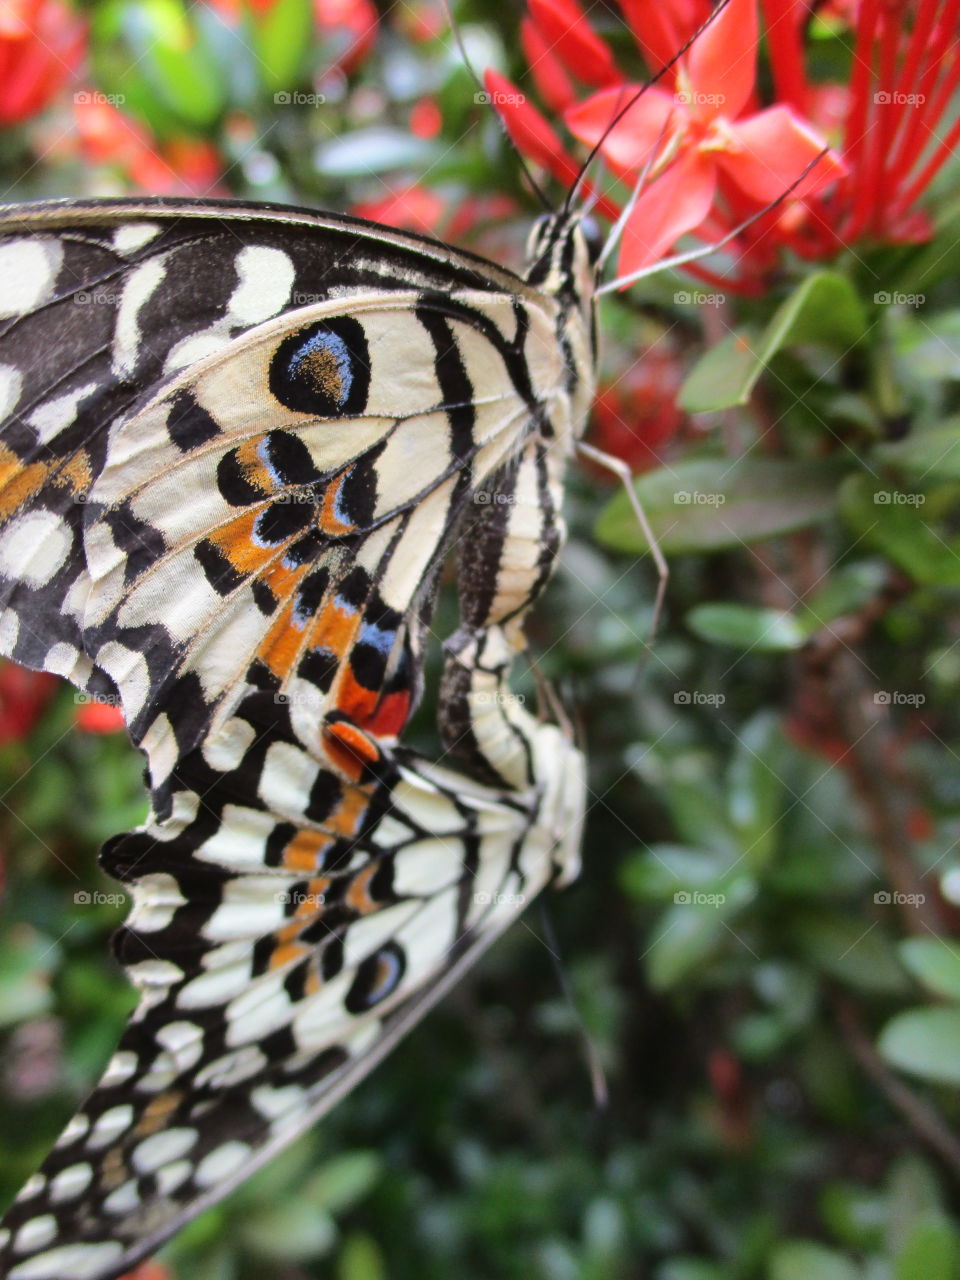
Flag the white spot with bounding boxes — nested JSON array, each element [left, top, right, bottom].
[[49, 1163, 93, 1203], [260, 742, 319, 820], [139, 712, 178, 788], [128, 872, 186, 935], [154, 1020, 203, 1072], [113, 223, 160, 253], [194, 1045, 266, 1089], [13, 1215, 56, 1253], [95, 640, 150, 721], [0, 511, 72, 586], [101, 1050, 138, 1087], [156, 1159, 192, 1194], [54, 1113, 89, 1147], [0, 239, 63, 318], [28, 382, 98, 445], [164, 331, 232, 373], [102, 1180, 140, 1215], [15, 1174, 46, 1200], [126, 958, 183, 997], [196, 804, 276, 872], [0, 608, 17, 655], [87, 1104, 134, 1150], [392, 837, 463, 896], [9, 1242, 124, 1280], [42, 642, 82, 680], [0, 1228, 8, 1250], [250, 1083, 304, 1121], [132, 1127, 197, 1174], [0, 362, 22, 419], [194, 1140, 251, 1188], [228, 246, 295, 324], [202, 716, 256, 774], [113, 257, 167, 378]]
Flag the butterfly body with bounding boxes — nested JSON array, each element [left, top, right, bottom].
[[0, 197, 594, 1280]]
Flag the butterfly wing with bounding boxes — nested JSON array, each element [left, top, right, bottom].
[[0, 200, 589, 1280]]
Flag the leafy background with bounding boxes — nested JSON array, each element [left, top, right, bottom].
[[1, 1, 960, 1278]]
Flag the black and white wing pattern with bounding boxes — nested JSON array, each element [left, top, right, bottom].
[[0, 198, 595, 1280]]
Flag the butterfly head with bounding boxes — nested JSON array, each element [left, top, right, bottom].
[[523, 210, 600, 309]]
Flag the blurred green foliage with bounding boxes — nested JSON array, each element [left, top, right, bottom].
[[1, 2, 960, 1278]]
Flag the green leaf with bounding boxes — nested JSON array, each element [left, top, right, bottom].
[[795, 916, 909, 995], [768, 1239, 861, 1280], [679, 272, 866, 411], [254, 0, 312, 93], [644, 904, 727, 991], [620, 846, 730, 903], [302, 1151, 382, 1215], [677, 330, 759, 413], [687, 604, 807, 652], [595, 457, 844, 556], [839, 474, 960, 586], [799, 561, 888, 631], [899, 939, 960, 1000], [239, 1201, 337, 1260], [895, 1219, 959, 1280], [0, 927, 57, 1027], [876, 419, 960, 482], [338, 1234, 387, 1280], [726, 713, 785, 868], [878, 1008, 960, 1085]]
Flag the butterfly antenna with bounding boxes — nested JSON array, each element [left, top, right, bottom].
[[538, 901, 609, 1113], [596, 146, 831, 294], [565, 0, 734, 214], [594, 111, 672, 272], [439, 0, 553, 212]]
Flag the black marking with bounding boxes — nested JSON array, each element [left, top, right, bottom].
[[194, 538, 245, 597], [270, 317, 371, 417], [167, 389, 220, 451], [345, 941, 406, 1013]]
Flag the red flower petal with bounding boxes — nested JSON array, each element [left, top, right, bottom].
[[565, 83, 675, 176], [527, 0, 621, 87], [618, 148, 717, 278], [719, 105, 845, 203], [483, 69, 580, 187], [521, 15, 576, 114], [75, 700, 125, 734], [686, 0, 757, 120]]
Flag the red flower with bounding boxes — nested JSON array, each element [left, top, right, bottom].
[[589, 345, 687, 474], [314, 0, 377, 73], [0, 662, 57, 745], [74, 697, 125, 734], [0, 0, 85, 125], [761, 0, 959, 253], [74, 99, 223, 195], [491, 0, 846, 287], [355, 184, 517, 248]]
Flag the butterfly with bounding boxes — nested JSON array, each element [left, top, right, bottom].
[[0, 185, 610, 1280]]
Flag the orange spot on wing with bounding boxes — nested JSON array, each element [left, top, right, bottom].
[[324, 719, 380, 780], [283, 829, 334, 873], [0, 444, 51, 521], [258, 600, 307, 681], [233, 435, 276, 495], [346, 861, 380, 915], [317, 470, 357, 535], [208, 509, 272, 576], [367, 689, 411, 739]]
